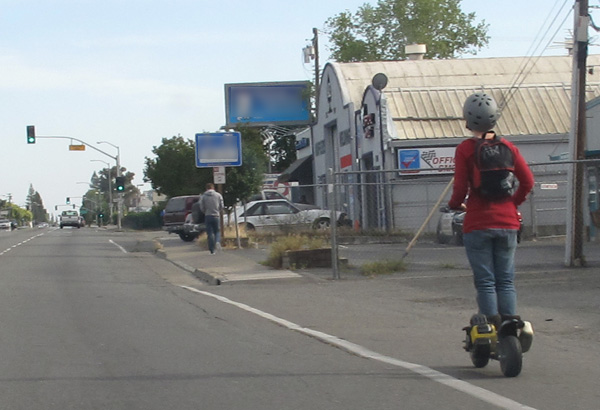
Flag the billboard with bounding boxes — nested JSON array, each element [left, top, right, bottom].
[[224, 81, 311, 128]]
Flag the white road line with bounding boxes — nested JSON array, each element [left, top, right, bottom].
[[180, 285, 536, 410], [109, 239, 127, 254], [0, 232, 46, 257]]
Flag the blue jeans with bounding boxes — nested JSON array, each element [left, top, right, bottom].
[[205, 215, 220, 253], [463, 229, 518, 317]]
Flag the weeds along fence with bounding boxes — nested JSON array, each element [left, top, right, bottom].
[[286, 158, 600, 241]]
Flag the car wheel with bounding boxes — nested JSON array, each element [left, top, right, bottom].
[[436, 223, 450, 244], [239, 222, 255, 232], [179, 233, 196, 242], [314, 218, 330, 230], [453, 227, 464, 246]]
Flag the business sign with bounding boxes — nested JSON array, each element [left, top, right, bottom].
[[224, 81, 311, 128], [398, 147, 456, 175], [540, 183, 558, 190], [195, 132, 242, 168], [213, 166, 226, 184]]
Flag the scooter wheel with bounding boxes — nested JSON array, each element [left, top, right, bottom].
[[498, 335, 522, 377], [470, 347, 490, 368]]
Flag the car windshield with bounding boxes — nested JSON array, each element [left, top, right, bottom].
[[165, 197, 187, 212]]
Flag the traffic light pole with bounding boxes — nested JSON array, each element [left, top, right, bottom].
[[26, 128, 123, 230]]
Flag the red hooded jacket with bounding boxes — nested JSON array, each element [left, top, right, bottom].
[[448, 134, 534, 233]]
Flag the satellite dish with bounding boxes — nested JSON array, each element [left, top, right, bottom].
[[372, 73, 388, 91]]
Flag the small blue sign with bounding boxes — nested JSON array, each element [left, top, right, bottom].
[[195, 132, 242, 168], [399, 149, 420, 171]]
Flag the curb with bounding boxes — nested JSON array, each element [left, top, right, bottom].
[[192, 269, 223, 286], [156, 248, 224, 286]]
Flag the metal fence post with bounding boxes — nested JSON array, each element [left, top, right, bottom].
[[529, 188, 538, 238], [328, 168, 340, 279]]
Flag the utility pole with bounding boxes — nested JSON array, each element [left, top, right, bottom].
[[565, 0, 589, 266], [304, 29, 320, 118], [312, 27, 320, 111]]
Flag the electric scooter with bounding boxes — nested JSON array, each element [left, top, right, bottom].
[[463, 314, 533, 377]]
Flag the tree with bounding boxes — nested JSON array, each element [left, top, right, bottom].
[[144, 136, 212, 198], [325, 0, 489, 62], [223, 127, 269, 207], [26, 184, 48, 223], [268, 134, 297, 173]]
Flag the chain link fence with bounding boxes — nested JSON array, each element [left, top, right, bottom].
[[282, 158, 600, 275]]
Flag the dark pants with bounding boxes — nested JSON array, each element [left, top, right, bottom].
[[205, 215, 220, 253]]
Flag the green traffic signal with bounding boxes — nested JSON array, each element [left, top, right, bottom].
[[115, 176, 125, 192], [27, 125, 36, 144]]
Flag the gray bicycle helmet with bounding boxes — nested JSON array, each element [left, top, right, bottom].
[[463, 93, 499, 132]]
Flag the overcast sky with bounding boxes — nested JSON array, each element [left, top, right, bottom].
[[0, 0, 581, 218]]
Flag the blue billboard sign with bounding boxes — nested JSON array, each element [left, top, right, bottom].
[[195, 132, 242, 168], [225, 81, 311, 128]]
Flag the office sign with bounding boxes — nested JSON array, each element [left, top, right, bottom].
[[398, 147, 456, 175]]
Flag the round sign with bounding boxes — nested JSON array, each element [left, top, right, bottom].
[[273, 181, 290, 196], [372, 73, 388, 91]]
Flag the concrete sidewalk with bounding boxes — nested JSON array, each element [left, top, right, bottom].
[[152, 231, 600, 286], [155, 239, 305, 285]]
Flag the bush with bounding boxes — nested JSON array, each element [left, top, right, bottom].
[[264, 234, 328, 268], [122, 211, 162, 230]]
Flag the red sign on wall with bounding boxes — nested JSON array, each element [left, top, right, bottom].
[[340, 154, 353, 169]]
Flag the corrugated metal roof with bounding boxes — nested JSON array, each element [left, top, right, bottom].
[[388, 83, 600, 139], [330, 55, 600, 139]]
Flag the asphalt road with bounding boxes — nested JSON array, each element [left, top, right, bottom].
[[1, 227, 599, 409]]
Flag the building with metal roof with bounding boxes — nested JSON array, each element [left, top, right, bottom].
[[311, 54, 600, 235]]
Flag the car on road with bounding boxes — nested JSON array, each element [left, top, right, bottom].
[[229, 199, 349, 232], [60, 210, 81, 229], [0, 219, 13, 231], [163, 195, 201, 242]]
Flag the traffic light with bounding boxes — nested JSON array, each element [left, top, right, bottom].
[[27, 125, 36, 144], [115, 176, 125, 192], [66, 197, 70, 204]]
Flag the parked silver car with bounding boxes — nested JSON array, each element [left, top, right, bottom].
[[229, 199, 348, 232]]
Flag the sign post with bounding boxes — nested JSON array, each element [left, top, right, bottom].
[[195, 132, 242, 248]]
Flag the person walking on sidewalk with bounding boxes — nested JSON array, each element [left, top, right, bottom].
[[200, 183, 224, 255], [448, 93, 534, 326]]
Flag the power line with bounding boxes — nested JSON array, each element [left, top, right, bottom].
[[499, 0, 572, 112]]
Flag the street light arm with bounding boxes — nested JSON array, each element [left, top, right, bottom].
[[36, 136, 117, 161]]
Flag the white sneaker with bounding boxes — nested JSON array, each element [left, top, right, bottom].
[[216, 242, 222, 251]]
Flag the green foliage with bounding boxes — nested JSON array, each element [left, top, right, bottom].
[[4, 203, 33, 223], [122, 211, 162, 230], [361, 259, 406, 276], [222, 127, 268, 207], [144, 130, 268, 206], [269, 134, 297, 172], [325, 0, 489, 62], [144, 136, 212, 198], [26, 184, 48, 223], [263, 234, 328, 268]]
